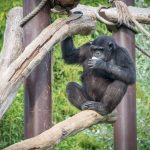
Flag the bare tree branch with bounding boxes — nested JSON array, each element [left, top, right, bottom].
[[71, 4, 150, 24], [0, 7, 23, 71], [0, 7, 23, 119], [4, 110, 117, 150], [0, 12, 95, 119]]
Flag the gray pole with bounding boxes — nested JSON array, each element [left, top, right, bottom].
[[113, 0, 137, 149], [23, 0, 52, 138]]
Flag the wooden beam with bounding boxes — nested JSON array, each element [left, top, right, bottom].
[[113, 0, 137, 149], [23, 0, 52, 138]]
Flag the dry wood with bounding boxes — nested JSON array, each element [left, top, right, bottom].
[[4, 110, 117, 150], [72, 4, 150, 24], [0, 11, 95, 119], [0, 7, 23, 71], [0, 7, 23, 119], [100, 6, 150, 24]]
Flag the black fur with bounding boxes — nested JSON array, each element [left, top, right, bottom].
[[61, 36, 135, 115]]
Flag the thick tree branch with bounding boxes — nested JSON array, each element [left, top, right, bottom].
[[4, 110, 117, 150], [0, 12, 95, 119], [100, 6, 150, 24], [72, 4, 150, 24], [0, 7, 23, 71], [0, 7, 23, 119]]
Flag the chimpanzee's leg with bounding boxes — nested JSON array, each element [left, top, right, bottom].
[[81, 80, 127, 115], [66, 82, 88, 110], [100, 80, 127, 114]]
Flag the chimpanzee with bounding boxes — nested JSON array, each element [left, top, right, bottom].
[[61, 35, 135, 115]]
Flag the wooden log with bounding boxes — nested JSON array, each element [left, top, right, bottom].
[[72, 4, 150, 24], [100, 6, 150, 24], [0, 13, 95, 119], [0, 7, 23, 119], [4, 110, 117, 150], [0, 7, 23, 71]]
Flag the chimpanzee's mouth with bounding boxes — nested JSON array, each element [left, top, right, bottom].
[[93, 52, 105, 60]]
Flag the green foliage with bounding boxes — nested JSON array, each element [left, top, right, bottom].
[[136, 0, 150, 7], [0, 0, 150, 150], [55, 133, 104, 150], [0, 87, 24, 149], [80, 0, 108, 6]]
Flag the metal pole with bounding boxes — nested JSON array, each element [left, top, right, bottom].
[[113, 0, 137, 149], [23, 0, 52, 138]]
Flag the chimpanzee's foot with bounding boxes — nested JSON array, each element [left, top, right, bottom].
[[81, 101, 110, 116]]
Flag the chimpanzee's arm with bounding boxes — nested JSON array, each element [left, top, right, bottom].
[[89, 51, 136, 84], [61, 36, 91, 64], [61, 36, 80, 64], [105, 61, 136, 84]]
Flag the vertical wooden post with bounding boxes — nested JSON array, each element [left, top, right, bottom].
[[113, 0, 137, 149], [23, 0, 52, 138]]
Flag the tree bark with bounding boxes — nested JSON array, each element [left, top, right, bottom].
[[0, 7, 23, 71], [0, 7, 23, 119], [4, 110, 117, 150]]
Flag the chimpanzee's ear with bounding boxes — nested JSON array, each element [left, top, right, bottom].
[[108, 41, 116, 51]]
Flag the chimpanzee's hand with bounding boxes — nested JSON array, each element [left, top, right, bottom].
[[88, 58, 98, 68], [88, 58, 106, 69]]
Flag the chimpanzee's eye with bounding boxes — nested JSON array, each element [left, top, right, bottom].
[[90, 45, 99, 53], [94, 51, 101, 57]]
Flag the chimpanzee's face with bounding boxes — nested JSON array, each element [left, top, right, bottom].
[[90, 36, 116, 61], [90, 45, 105, 60]]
